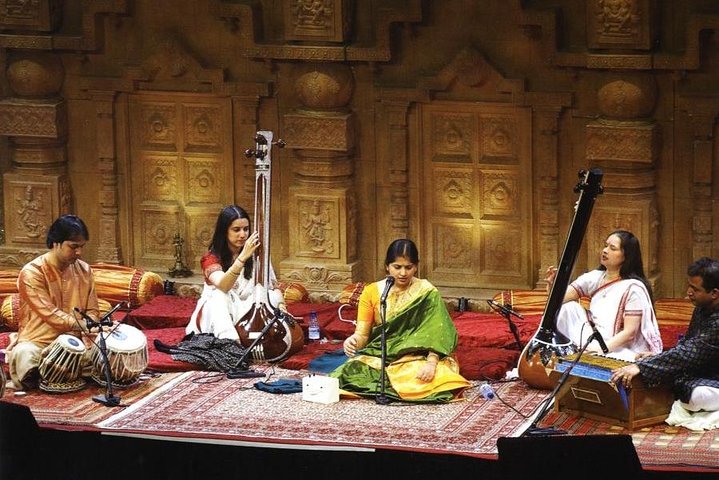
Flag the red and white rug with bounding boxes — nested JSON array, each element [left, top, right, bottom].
[[98, 369, 546, 458]]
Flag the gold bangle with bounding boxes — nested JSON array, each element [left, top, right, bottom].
[[228, 268, 241, 276]]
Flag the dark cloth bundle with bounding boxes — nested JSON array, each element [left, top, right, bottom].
[[154, 333, 247, 372]]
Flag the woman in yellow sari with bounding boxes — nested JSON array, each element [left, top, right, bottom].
[[331, 239, 470, 403]]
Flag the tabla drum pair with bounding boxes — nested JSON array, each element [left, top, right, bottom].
[[91, 323, 148, 388], [38, 334, 88, 393]]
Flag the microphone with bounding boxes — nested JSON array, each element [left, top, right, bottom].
[[74, 307, 99, 331], [75, 302, 124, 330], [379, 276, 395, 304], [486, 299, 524, 319], [586, 316, 609, 354]]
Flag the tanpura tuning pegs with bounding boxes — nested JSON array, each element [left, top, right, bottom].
[[273, 139, 286, 148]]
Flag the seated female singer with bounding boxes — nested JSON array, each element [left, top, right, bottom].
[[331, 239, 470, 403], [185, 205, 286, 342], [546, 229, 663, 361]]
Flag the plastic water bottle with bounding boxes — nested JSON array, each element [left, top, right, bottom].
[[479, 382, 495, 400], [308, 310, 320, 341]]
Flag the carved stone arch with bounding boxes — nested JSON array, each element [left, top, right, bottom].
[[417, 47, 526, 102], [376, 46, 571, 293], [79, 34, 272, 269]]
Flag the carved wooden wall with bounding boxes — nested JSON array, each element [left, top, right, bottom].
[[1, 1, 719, 299], [128, 94, 234, 271], [420, 103, 532, 289]]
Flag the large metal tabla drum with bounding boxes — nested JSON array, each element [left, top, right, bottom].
[[91, 324, 148, 388], [38, 334, 87, 393]]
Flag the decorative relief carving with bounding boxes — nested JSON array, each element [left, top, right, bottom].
[[143, 157, 179, 202], [188, 212, 216, 262], [421, 103, 531, 287], [585, 122, 657, 163], [284, 265, 351, 289], [433, 169, 472, 216], [285, 0, 349, 43], [480, 225, 522, 276], [481, 171, 518, 218], [14, 184, 47, 240], [0, 249, 43, 267], [141, 211, 176, 256], [58, 177, 71, 214], [283, 113, 354, 151], [430, 113, 474, 162], [585, 199, 658, 275], [587, 0, 652, 50], [6, 54, 64, 97], [346, 193, 357, 260], [293, 155, 352, 179], [0, 0, 61, 32], [184, 105, 221, 152], [0, 100, 65, 138], [298, 199, 336, 257], [140, 104, 177, 150], [186, 160, 223, 204], [481, 116, 517, 158], [433, 224, 472, 270]]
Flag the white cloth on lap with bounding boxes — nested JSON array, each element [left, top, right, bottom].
[[666, 399, 719, 431]]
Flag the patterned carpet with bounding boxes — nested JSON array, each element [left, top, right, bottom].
[[4, 368, 719, 473], [0, 372, 183, 428], [539, 411, 719, 472], [98, 368, 546, 458]]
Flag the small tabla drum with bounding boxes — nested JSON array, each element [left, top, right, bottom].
[[38, 334, 87, 393], [91, 324, 148, 388]]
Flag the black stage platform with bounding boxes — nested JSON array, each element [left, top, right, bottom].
[[1, 402, 714, 480]]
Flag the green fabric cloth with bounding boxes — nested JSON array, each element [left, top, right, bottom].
[[330, 287, 459, 403]]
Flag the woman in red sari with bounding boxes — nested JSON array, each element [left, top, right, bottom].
[[185, 205, 285, 341]]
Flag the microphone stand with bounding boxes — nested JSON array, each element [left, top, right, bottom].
[[227, 310, 285, 379], [521, 331, 599, 437], [375, 298, 391, 405], [75, 304, 125, 407], [487, 300, 523, 350], [92, 323, 121, 407]]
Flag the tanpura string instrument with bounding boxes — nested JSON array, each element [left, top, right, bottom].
[[518, 168, 604, 389], [236, 131, 304, 363]]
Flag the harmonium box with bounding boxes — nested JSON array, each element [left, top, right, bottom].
[[549, 354, 674, 430]]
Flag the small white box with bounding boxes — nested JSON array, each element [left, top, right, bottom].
[[302, 375, 340, 404]]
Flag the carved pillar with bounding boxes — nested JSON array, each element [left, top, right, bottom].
[[0, 51, 69, 266], [381, 99, 412, 245], [281, 64, 358, 293], [585, 74, 661, 293], [533, 106, 562, 288], [687, 112, 715, 260], [91, 92, 122, 263]]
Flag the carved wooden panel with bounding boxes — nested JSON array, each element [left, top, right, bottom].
[[585, 196, 658, 276], [283, 0, 350, 43], [129, 95, 233, 270], [290, 193, 342, 260], [422, 103, 532, 289], [0, 0, 61, 32], [3, 178, 53, 244], [185, 206, 222, 266], [587, 0, 654, 51]]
